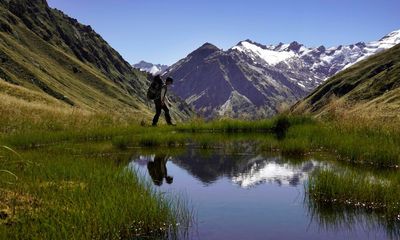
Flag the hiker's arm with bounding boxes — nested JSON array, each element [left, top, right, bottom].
[[161, 86, 167, 105], [163, 95, 170, 106]]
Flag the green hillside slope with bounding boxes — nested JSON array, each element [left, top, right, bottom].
[[292, 43, 400, 120], [0, 0, 191, 125]]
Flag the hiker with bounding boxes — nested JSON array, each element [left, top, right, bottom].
[[147, 153, 173, 186], [148, 75, 175, 126]]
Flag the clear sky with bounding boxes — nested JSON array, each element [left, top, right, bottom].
[[47, 0, 400, 65]]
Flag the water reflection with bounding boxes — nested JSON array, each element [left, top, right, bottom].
[[133, 151, 325, 188], [308, 201, 400, 239], [231, 157, 324, 188], [147, 153, 174, 186], [128, 148, 396, 240]]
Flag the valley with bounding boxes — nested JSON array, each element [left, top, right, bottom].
[[0, 0, 399, 239]]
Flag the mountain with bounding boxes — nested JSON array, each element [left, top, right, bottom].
[[133, 61, 168, 75], [0, 0, 192, 121], [164, 30, 400, 118], [291, 43, 400, 120]]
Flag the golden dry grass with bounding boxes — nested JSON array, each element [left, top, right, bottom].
[[292, 43, 400, 123], [0, 78, 156, 134], [0, 188, 41, 225]]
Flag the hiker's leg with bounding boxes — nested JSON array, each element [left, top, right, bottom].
[[162, 104, 172, 125], [152, 99, 162, 126]]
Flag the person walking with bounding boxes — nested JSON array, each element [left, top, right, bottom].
[[151, 75, 175, 126]]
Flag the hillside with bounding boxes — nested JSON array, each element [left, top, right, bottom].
[[291, 43, 400, 120], [165, 30, 400, 119], [0, 0, 191, 125]]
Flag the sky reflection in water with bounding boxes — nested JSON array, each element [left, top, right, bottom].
[[129, 149, 393, 240]]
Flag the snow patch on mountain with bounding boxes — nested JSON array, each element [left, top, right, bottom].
[[166, 29, 400, 118], [232, 30, 400, 76], [343, 29, 400, 69], [133, 61, 168, 75], [233, 41, 296, 65]]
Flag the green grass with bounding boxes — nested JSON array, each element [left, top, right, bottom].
[[308, 169, 400, 222], [0, 144, 191, 239], [112, 131, 271, 151], [2, 125, 137, 149], [175, 115, 313, 133], [176, 116, 400, 168], [2, 115, 399, 168], [1, 113, 400, 239], [283, 121, 400, 167], [279, 138, 311, 156]]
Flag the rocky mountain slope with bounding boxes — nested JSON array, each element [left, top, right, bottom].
[[133, 61, 168, 75], [291, 43, 400, 120], [165, 30, 400, 118], [0, 0, 192, 121]]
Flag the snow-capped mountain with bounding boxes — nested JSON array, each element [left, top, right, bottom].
[[164, 29, 400, 118], [133, 61, 168, 75]]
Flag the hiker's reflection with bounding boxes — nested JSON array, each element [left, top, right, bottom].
[[147, 154, 173, 186]]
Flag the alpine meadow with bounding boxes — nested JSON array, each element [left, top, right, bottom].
[[1, 0, 399, 239]]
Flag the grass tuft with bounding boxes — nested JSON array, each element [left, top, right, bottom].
[[0, 144, 192, 239], [308, 169, 400, 221]]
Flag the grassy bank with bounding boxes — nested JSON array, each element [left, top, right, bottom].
[[0, 144, 191, 239], [1, 111, 400, 239], [308, 169, 400, 222], [175, 115, 313, 133], [2, 115, 399, 168], [283, 119, 400, 167], [116, 116, 400, 168]]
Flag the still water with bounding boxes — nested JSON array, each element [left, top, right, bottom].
[[129, 148, 395, 240]]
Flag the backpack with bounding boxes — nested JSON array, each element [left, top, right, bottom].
[[147, 79, 162, 100]]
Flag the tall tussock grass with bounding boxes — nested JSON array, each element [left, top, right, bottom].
[[308, 169, 400, 221], [0, 144, 192, 239], [0, 146, 31, 185], [0, 90, 146, 136], [175, 115, 313, 133], [284, 118, 400, 167]]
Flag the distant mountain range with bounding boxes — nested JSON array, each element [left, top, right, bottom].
[[292, 41, 400, 121], [133, 61, 168, 75], [164, 30, 400, 118]]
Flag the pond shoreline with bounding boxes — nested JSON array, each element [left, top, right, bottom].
[[1, 116, 399, 239]]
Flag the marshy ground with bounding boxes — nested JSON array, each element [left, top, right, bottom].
[[0, 115, 399, 239]]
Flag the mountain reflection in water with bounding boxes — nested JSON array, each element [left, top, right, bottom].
[[231, 156, 325, 188], [132, 151, 326, 188], [128, 148, 394, 240]]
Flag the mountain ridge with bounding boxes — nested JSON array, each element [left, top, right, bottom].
[[165, 29, 400, 118], [133, 60, 168, 75], [291, 43, 400, 120]]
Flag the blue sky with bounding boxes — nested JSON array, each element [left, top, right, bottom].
[[47, 0, 400, 65]]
